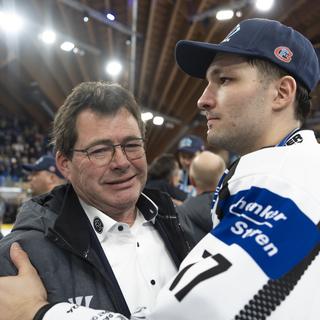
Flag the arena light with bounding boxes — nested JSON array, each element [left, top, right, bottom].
[[60, 41, 75, 52], [105, 60, 122, 77], [141, 112, 154, 122], [39, 30, 56, 44], [153, 116, 164, 126], [106, 13, 115, 21], [0, 11, 24, 33], [255, 0, 274, 11], [216, 9, 234, 21]]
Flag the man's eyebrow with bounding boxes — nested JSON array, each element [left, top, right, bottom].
[[206, 66, 222, 80], [82, 136, 142, 149], [82, 139, 113, 149]]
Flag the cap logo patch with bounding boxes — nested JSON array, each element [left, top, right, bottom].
[[221, 24, 240, 43], [49, 166, 56, 173], [179, 137, 193, 148], [274, 46, 293, 63]]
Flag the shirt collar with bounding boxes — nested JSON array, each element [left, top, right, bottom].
[[79, 192, 158, 241], [136, 192, 158, 224]]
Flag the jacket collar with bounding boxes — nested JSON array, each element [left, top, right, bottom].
[[48, 184, 160, 254]]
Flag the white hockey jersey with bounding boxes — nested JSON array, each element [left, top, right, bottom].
[[44, 130, 320, 320]]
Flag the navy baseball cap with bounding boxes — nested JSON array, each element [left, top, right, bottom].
[[178, 135, 204, 154], [22, 155, 64, 179], [176, 18, 320, 92]]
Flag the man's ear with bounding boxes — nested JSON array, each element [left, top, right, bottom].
[[56, 151, 70, 181], [272, 75, 296, 112]]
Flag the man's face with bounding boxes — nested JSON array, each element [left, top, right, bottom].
[[29, 171, 52, 196], [58, 108, 147, 217], [197, 54, 273, 155], [178, 152, 195, 171]]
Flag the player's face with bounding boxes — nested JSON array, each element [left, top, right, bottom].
[[198, 53, 273, 155]]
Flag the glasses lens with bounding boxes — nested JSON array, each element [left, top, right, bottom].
[[87, 145, 113, 165], [85, 139, 145, 165], [124, 140, 145, 160]]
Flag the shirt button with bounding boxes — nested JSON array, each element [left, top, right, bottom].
[[137, 242, 140, 247], [150, 279, 156, 285], [118, 225, 124, 231]]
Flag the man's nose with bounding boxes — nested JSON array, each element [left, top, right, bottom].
[[109, 145, 130, 167], [197, 83, 216, 110]]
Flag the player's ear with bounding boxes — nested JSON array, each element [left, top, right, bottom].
[[272, 75, 296, 112]]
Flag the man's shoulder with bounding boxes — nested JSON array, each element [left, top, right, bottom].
[[0, 229, 58, 275], [238, 140, 320, 178]]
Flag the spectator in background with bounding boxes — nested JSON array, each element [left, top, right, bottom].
[[146, 153, 187, 205], [177, 151, 225, 246], [0, 113, 51, 184], [22, 155, 65, 196], [176, 134, 204, 197]]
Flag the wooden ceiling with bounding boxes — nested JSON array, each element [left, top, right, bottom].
[[1, 0, 320, 162]]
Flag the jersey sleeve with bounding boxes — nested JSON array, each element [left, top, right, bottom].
[[42, 303, 129, 320], [42, 303, 151, 320]]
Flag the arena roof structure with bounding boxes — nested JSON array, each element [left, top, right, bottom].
[[0, 0, 320, 160]]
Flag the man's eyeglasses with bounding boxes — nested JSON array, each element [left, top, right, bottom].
[[72, 138, 145, 166]]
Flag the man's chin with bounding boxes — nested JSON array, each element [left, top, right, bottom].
[[112, 188, 140, 205], [207, 131, 216, 146]]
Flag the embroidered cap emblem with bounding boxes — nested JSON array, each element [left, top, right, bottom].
[[93, 217, 104, 234], [274, 46, 293, 63]]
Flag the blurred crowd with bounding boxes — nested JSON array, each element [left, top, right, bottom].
[[0, 115, 52, 185]]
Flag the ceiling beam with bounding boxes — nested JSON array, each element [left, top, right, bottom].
[[147, 0, 182, 106], [58, 0, 142, 38], [19, 42, 65, 108], [137, 0, 158, 99], [157, 0, 208, 113], [58, 2, 91, 82]]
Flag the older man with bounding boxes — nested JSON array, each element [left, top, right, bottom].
[[0, 82, 190, 318], [1, 18, 320, 320]]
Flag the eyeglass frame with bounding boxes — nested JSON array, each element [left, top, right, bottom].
[[71, 137, 145, 166]]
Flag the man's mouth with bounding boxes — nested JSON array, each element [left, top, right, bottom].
[[106, 175, 136, 185], [207, 116, 220, 128], [207, 115, 220, 121]]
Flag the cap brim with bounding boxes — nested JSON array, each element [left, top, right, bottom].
[[22, 164, 34, 172], [175, 40, 255, 79], [178, 148, 197, 154]]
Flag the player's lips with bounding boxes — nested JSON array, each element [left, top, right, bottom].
[[207, 115, 220, 124], [206, 114, 220, 121]]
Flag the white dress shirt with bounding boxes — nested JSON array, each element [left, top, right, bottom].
[[79, 194, 177, 313]]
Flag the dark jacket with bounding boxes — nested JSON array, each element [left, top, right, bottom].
[[146, 179, 188, 202], [176, 191, 214, 248], [0, 184, 190, 318]]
